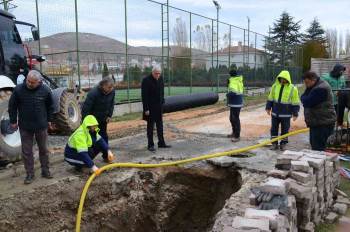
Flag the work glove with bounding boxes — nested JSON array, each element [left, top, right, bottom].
[[91, 165, 101, 176], [107, 150, 116, 163]]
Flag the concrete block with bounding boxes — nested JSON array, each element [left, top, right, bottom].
[[244, 208, 279, 230], [324, 212, 338, 224], [291, 160, 311, 173], [338, 216, 350, 226], [207, 156, 237, 167], [333, 203, 348, 215], [249, 193, 258, 206], [232, 216, 270, 232], [299, 222, 315, 232], [267, 169, 289, 179]]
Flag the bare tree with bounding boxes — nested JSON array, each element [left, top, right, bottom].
[[172, 17, 188, 48], [326, 28, 338, 58], [193, 24, 212, 53], [339, 30, 345, 55], [345, 30, 350, 55]]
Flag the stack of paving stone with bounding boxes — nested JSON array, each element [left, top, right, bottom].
[[231, 149, 341, 232]]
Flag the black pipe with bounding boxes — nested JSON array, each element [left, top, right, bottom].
[[163, 92, 219, 113]]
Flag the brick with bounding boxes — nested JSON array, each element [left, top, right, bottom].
[[333, 203, 348, 215], [267, 169, 289, 179], [249, 193, 258, 206], [232, 216, 270, 232], [324, 212, 338, 224], [290, 171, 312, 184], [291, 160, 311, 173], [299, 222, 315, 232]]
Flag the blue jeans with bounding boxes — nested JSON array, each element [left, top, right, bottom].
[[309, 125, 334, 151]]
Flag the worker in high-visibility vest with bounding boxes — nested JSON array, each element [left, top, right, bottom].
[[226, 69, 244, 142], [266, 70, 300, 150]]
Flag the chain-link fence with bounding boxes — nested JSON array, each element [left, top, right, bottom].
[[9, 0, 303, 103]]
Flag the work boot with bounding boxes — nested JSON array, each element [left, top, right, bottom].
[[41, 170, 53, 179], [227, 133, 234, 138], [148, 146, 156, 152], [24, 174, 35, 185], [270, 143, 279, 150], [280, 143, 287, 151], [231, 137, 240, 142]]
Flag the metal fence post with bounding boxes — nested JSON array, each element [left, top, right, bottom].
[[189, 12, 192, 94], [228, 25, 231, 69], [124, 0, 129, 102], [35, 0, 42, 71], [74, 0, 81, 88]]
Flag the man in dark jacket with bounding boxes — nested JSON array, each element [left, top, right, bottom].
[[9, 70, 54, 184], [301, 71, 336, 151], [141, 66, 171, 152], [81, 77, 115, 160]]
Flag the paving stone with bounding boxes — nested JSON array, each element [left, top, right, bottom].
[[336, 189, 348, 198], [338, 216, 350, 226], [244, 208, 279, 230], [267, 169, 289, 179], [299, 222, 315, 232], [290, 171, 311, 184], [286, 178, 313, 199], [336, 196, 350, 206], [258, 177, 288, 195], [300, 157, 325, 170], [232, 216, 270, 232], [324, 212, 338, 224], [333, 203, 348, 215], [207, 156, 237, 167], [277, 153, 303, 165], [291, 160, 310, 173]]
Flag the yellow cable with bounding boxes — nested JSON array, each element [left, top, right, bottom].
[[75, 128, 309, 232]]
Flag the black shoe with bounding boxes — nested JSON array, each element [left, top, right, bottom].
[[148, 146, 156, 152], [24, 174, 35, 185], [158, 144, 171, 148], [41, 170, 53, 179], [270, 144, 279, 150]]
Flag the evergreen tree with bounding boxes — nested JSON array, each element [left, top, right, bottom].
[[102, 63, 109, 78], [304, 18, 326, 43], [266, 11, 301, 66]]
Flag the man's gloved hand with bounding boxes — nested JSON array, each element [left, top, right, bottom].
[[107, 150, 115, 163], [91, 165, 101, 176]]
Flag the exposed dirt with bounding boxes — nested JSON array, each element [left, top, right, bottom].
[[0, 166, 241, 232]]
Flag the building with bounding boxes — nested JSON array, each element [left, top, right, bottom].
[[205, 42, 267, 70]]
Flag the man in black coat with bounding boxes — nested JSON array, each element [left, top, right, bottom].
[[82, 77, 115, 160], [9, 70, 54, 184], [141, 66, 171, 152]]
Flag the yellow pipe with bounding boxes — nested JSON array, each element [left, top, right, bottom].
[[75, 128, 309, 232]]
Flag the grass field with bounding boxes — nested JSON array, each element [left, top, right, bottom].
[[115, 86, 227, 103]]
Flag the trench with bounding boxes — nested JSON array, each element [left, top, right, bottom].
[[81, 166, 242, 232]]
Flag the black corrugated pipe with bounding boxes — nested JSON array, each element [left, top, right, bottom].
[[163, 92, 219, 113]]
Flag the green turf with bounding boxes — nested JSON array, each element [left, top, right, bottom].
[[115, 86, 227, 103]]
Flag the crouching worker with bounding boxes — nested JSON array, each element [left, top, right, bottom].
[[64, 115, 115, 175]]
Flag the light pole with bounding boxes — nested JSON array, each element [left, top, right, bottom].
[[213, 0, 220, 92], [247, 16, 250, 67]]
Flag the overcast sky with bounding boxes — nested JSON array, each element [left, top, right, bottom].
[[11, 0, 350, 47]]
